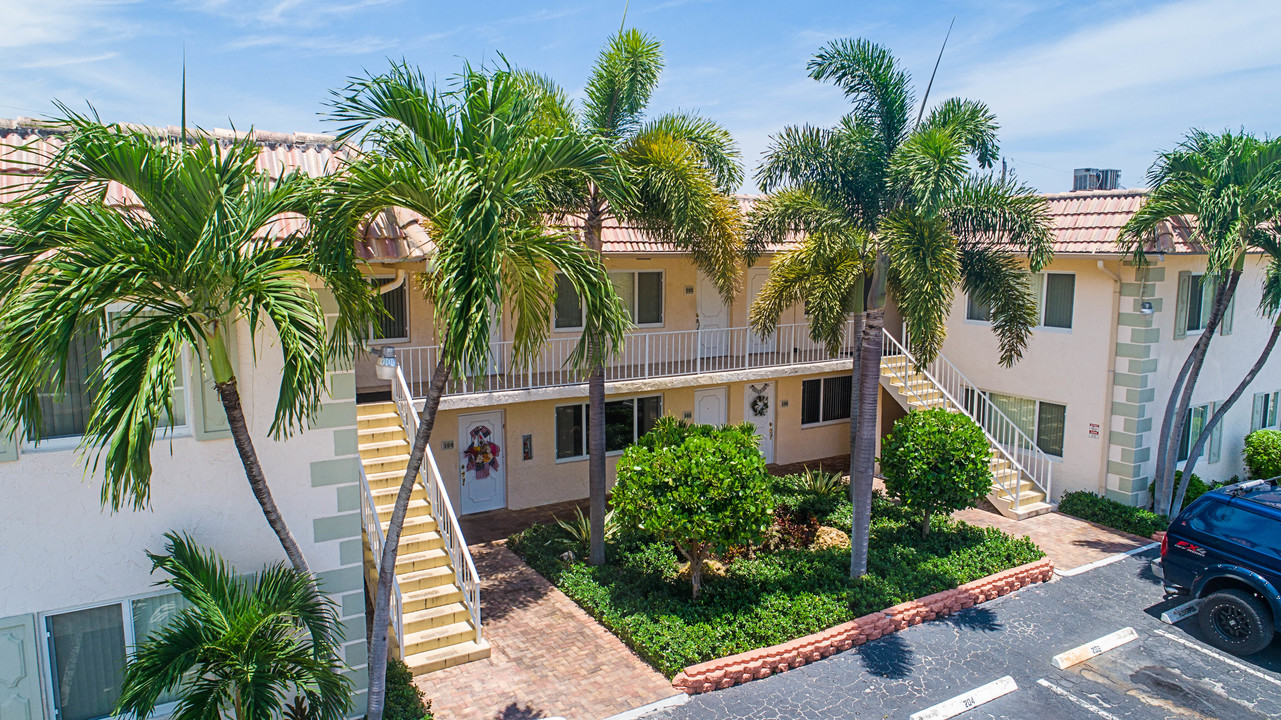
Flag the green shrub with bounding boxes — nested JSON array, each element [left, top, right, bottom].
[[1058, 491, 1167, 537], [612, 417, 774, 598], [551, 506, 617, 555], [879, 409, 993, 536], [1244, 429, 1281, 479], [508, 492, 1043, 678], [793, 468, 848, 497], [383, 657, 432, 720]]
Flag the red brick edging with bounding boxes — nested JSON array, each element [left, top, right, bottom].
[[671, 557, 1056, 695]]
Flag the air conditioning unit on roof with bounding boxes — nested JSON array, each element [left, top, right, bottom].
[[1073, 168, 1121, 191]]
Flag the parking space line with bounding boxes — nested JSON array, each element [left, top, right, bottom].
[[1036, 678, 1122, 720], [1153, 629, 1281, 688], [909, 676, 1018, 720], [1055, 543, 1158, 577], [1051, 627, 1138, 669]]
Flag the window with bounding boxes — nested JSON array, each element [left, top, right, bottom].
[[45, 593, 188, 720], [554, 274, 584, 330], [370, 279, 409, 342], [1253, 390, 1280, 431], [554, 395, 662, 459], [36, 323, 103, 440], [1177, 272, 1234, 338], [966, 292, 992, 322], [978, 391, 1067, 457], [801, 375, 852, 425], [610, 271, 663, 326], [105, 308, 188, 431], [1177, 402, 1219, 463], [1038, 273, 1075, 329]]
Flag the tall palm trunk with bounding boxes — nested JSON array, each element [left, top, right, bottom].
[[846, 312, 865, 575], [215, 377, 311, 578], [851, 308, 884, 578], [585, 211, 608, 567], [1175, 320, 1281, 508], [1155, 271, 1240, 516], [367, 356, 450, 720]]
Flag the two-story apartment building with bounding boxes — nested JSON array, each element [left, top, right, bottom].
[[939, 187, 1279, 507]]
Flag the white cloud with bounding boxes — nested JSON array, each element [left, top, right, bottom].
[[19, 52, 119, 69], [224, 33, 395, 55]]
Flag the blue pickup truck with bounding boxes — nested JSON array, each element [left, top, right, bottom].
[[1156, 478, 1281, 656]]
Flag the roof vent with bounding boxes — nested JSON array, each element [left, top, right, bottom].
[[1073, 168, 1121, 191]]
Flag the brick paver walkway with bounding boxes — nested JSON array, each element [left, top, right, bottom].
[[420, 541, 674, 720], [955, 505, 1153, 571]]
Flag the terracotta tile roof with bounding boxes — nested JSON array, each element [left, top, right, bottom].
[[1038, 187, 1200, 255]]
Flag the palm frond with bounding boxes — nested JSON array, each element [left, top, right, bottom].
[[919, 98, 999, 168], [959, 247, 1039, 367], [882, 211, 960, 364], [943, 174, 1054, 272], [807, 38, 912, 154], [637, 112, 743, 193], [581, 28, 663, 140]]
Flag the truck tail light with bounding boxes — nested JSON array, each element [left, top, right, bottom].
[[1160, 531, 1168, 558]]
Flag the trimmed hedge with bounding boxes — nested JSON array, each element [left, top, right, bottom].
[[509, 488, 1043, 678], [1058, 491, 1167, 537]]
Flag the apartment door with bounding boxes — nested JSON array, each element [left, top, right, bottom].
[[744, 382, 775, 463], [747, 267, 776, 354], [697, 272, 730, 358], [458, 411, 506, 514], [694, 387, 728, 427]]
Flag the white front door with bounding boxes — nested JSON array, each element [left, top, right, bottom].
[[697, 272, 730, 357], [694, 387, 728, 427], [744, 382, 775, 463], [458, 411, 506, 514], [747, 268, 776, 354]]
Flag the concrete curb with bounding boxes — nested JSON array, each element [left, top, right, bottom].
[[670, 557, 1056, 695]]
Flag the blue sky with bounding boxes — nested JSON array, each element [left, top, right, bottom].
[[3, 0, 1280, 193]]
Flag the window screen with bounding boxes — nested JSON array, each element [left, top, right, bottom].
[[1178, 404, 1209, 462], [801, 379, 822, 425], [822, 376, 852, 422], [967, 292, 992, 322], [637, 396, 663, 438], [1036, 402, 1066, 456], [131, 593, 191, 706], [604, 399, 635, 452], [555, 404, 584, 459], [1042, 274, 1075, 329], [372, 281, 409, 340], [38, 324, 103, 440], [47, 605, 127, 720], [554, 274, 583, 329], [636, 272, 663, 324]]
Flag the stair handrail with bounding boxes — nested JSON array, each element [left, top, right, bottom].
[[881, 329, 1053, 509], [392, 366, 483, 644], [359, 460, 405, 658]]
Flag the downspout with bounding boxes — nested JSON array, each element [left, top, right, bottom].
[[1096, 259, 1123, 498], [376, 270, 406, 295]]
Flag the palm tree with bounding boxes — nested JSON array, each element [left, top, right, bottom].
[[1120, 130, 1281, 515], [325, 62, 631, 720], [115, 532, 350, 720], [747, 39, 1053, 577], [0, 110, 370, 576], [542, 28, 745, 566]]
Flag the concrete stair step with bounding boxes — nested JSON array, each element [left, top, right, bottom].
[[995, 500, 1056, 521], [377, 498, 432, 522], [358, 401, 398, 415], [371, 483, 427, 505], [395, 547, 450, 573], [405, 639, 491, 675], [359, 440, 412, 459], [400, 578, 463, 608], [363, 454, 411, 474], [402, 620, 476, 656], [402, 602, 471, 635], [396, 531, 445, 557], [385, 514, 438, 537]]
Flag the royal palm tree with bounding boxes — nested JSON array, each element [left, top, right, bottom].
[[747, 39, 1053, 577], [325, 62, 631, 720], [542, 28, 745, 566], [1120, 130, 1281, 515], [0, 110, 370, 577], [115, 532, 350, 720]]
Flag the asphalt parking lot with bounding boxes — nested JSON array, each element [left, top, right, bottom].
[[650, 547, 1281, 719]]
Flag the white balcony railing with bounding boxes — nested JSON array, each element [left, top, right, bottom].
[[395, 321, 859, 399]]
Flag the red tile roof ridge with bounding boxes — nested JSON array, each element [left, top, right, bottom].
[[0, 116, 344, 149]]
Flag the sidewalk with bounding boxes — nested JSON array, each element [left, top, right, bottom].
[[955, 505, 1153, 571]]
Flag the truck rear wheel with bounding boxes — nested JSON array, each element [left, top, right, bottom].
[[1198, 589, 1275, 656]]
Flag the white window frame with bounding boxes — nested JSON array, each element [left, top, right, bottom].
[[610, 269, 665, 329], [800, 375, 852, 428], [976, 390, 1067, 459], [39, 588, 187, 720], [552, 273, 586, 332], [1177, 401, 1214, 463], [1033, 272, 1075, 332], [965, 290, 992, 323], [553, 393, 663, 462], [369, 276, 411, 344], [1254, 390, 1280, 431]]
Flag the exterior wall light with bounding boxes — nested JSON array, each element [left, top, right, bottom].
[[1140, 301, 1155, 315], [374, 345, 399, 380]]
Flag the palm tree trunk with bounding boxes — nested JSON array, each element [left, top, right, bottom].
[[851, 308, 884, 578], [1175, 321, 1281, 509], [585, 215, 608, 567], [367, 356, 450, 720], [846, 312, 865, 575], [215, 377, 311, 578], [1156, 271, 1240, 515]]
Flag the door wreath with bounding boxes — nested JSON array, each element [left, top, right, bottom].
[[464, 425, 500, 480], [749, 385, 770, 417]]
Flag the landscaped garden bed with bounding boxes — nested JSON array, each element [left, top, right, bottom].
[[509, 476, 1044, 678]]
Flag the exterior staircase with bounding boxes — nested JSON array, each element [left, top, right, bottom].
[[879, 335, 1055, 520], [357, 402, 490, 674]]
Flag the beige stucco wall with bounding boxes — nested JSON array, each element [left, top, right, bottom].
[[424, 367, 852, 514], [938, 256, 1121, 500]]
